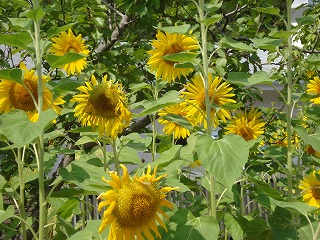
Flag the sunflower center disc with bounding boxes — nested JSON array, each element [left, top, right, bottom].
[[115, 181, 159, 227], [10, 80, 38, 111], [239, 126, 254, 141], [89, 85, 118, 118], [313, 187, 320, 199]]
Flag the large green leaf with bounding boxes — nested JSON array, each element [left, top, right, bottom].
[[252, 7, 280, 16], [227, 71, 276, 86], [252, 38, 283, 51], [199, 14, 222, 26], [224, 213, 243, 240], [47, 23, 75, 38], [0, 205, 14, 224], [195, 134, 249, 191], [66, 230, 92, 240], [163, 52, 198, 63], [219, 37, 255, 52], [156, 24, 191, 34], [58, 159, 110, 194], [295, 126, 320, 153], [118, 146, 142, 164], [270, 198, 317, 215], [44, 52, 86, 69], [0, 109, 58, 149], [0, 68, 24, 84], [26, 7, 46, 21], [0, 33, 32, 49], [248, 177, 283, 200], [164, 209, 219, 240], [306, 53, 320, 64], [242, 217, 272, 240], [131, 90, 181, 117]]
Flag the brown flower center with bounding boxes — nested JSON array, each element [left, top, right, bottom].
[[312, 186, 320, 199], [88, 85, 119, 118], [10, 80, 38, 111], [163, 41, 184, 65], [238, 126, 254, 141], [115, 180, 160, 227]]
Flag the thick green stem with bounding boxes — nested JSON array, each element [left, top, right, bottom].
[[286, 0, 293, 202], [112, 138, 120, 174], [32, 0, 46, 238], [102, 141, 107, 172], [17, 149, 27, 240], [198, 0, 216, 219], [314, 221, 320, 240]]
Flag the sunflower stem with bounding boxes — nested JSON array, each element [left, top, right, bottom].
[[112, 138, 120, 174], [102, 140, 107, 172], [32, 0, 46, 238], [198, 0, 216, 219], [17, 148, 27, 240], [151, 80, 159, 162], [314, 221, 320, 240], [286, 0, 293, 202]]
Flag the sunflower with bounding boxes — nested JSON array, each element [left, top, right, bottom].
[[307, 76, 320, 104], [50, 28, 90, 75], [158, 103, 192, 139], [97, 164, 177, 240], [225, 108, 265, 141], [71, 75, 132, 139], [299, 170, 320, 208], [0, 63, 64, 122], [180, 72, 236, 129], [269, 129, 299, 147], [147, 30, 199, 83]]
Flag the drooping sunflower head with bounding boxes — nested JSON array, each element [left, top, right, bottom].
[[299, 170, 320, 208], [307, 76, 320, 104], [147, 30, 199, 83], [50, 28, 90, 75], [0, 62, 64, 122], [97, 164, 177, 240], [180, 72, 236, 129], [158, 103, 192, 139], [71, 75, 132, 139], [224, 108, 265, 141]]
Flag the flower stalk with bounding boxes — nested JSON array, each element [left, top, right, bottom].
[[198, 0, 216, 219]]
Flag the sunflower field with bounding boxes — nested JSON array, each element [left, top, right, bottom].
[[0, 0, 320, 239]]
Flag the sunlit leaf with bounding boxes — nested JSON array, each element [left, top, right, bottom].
[[199, 14, 222, 26], [26, 7, 46, 21], [0, 68, 24, 84], [0, 33, 32, 49], [163, 52, 198, 63], [219, 37, 255, 52], [0, 109, 58, 149], [295, 126, 320, 153], [8, 18, 32, 29], [0, 205, 14, 224], [44, 52, 86, 69], [252, 7, 280, 16], [155, 24, 191, 34], [227, 71, 275, 86], [195, 134, 249, 191], [47, 23, 75, 38], [252, 38, 283, 51]]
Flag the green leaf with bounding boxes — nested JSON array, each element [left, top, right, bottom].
[[163, 52, 198, 63], [224, 213, 243, 240], [8, 18, 32, 29], [269, 30, 296, 39], [0, 205, 14, 224], [67, 230, 92, 240], [156, 24, 191, 34], [51, 188, 95, 198], [26, 7, 46, 21], [0, 33, 32, 49], [227, 71, 275, 86], [199, 14, 222, 26], [118, 146, 142, 164], [252, 7, 280, 16], [220, 37, 255, 52], [57, 198, 80, 219], [268, 207, 298, 240], [296, 15, 319, 25], [174, 216, 219, 239], [120, 133, 152, 151], [80, 220, 109, 240], [195, 134, 249, 191], [252, 38, 283, 51], [44, 52, 86, 69], [58, 160, 109, 194], [306, 54, 320, 64], [165, 209, 219, 240], [161, 113, 194, 131], [0, 68, 24, 84], [295, 126, 320, 153], [132, 90, 181, 117], [248, 177, 283, 200], [0, 109, 58, 149], [270, 198, 317, 215], [47, 23, 75, 38], [242, 217, 272, 240]]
